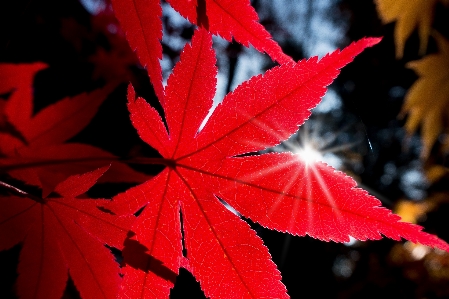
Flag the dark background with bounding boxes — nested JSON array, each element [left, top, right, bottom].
[[1, 0, 449, 298]]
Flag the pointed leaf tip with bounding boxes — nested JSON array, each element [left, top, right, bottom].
[[126, 83, 136, 104], [54, 166, 110, 198], [364, 37, 382, 47]]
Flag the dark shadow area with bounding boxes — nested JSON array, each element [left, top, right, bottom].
[[170, 268, 206, 299], [122, 231, 178, 285], [196, 0, 209, 29], [62, 277, 82, 299], [0, 244, 20, 299]]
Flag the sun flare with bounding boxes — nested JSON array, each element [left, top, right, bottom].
[[294, 143, 324, 165]]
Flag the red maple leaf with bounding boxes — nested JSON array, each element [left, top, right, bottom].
[[0, 166, 134, 299], [0, 63, 148, 197], [109, 28, 449, 298], [166, 0, 291, 63], [110, 0, 292, 103]]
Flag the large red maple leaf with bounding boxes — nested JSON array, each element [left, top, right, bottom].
[[109, 29, 449, 299], [0, 167, 134, 299], [110, 0, 292, 103], [0, 63, 148, 196]]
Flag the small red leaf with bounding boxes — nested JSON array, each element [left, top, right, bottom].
[[0, 169, 132, 299], [0, 66, 148, 194]]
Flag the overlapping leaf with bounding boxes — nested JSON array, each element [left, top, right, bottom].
[[110, 0, 292, 103], [375, 0, 438, 58], [167, 0, 292, 63], [108, 29, 449, 299], [0, 63, 148, 196], [401, 34, 449, 158], [0, 167, 134, 299]]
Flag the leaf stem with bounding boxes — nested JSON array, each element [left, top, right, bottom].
[[0, 180, 45, 203]]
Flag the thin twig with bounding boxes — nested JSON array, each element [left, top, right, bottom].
[[0, 180, 45, 203]]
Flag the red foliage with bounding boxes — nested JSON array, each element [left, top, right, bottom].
[[0, 64, 147, 197], [0, 167, 133, 299], [166, 0, 292, 63], [1, 1, 449, 299], [110, 0, 292, 103], [107, 28, 448, 299]]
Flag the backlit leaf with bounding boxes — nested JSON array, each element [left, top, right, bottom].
[[0, 65, 148, 195], [401, 33, 449, 158], [0, 168, 133, 299], [106, 29, 449, 299], [375, 0, 438, 58]]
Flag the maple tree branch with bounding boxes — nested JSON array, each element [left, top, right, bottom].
[[0, 180, 45, 203]]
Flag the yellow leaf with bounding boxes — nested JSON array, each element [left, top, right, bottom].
[[396, 193, 448, 226], [375, 0, 438, 58], [395, 200, 431, 224], [402, 33, 449, 158]]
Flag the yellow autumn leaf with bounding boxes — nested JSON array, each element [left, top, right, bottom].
[[395, 200, 431, 224], [375, 0, 438, 58], [395, 192, 449, 224], [402, 33, 449, 158]]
